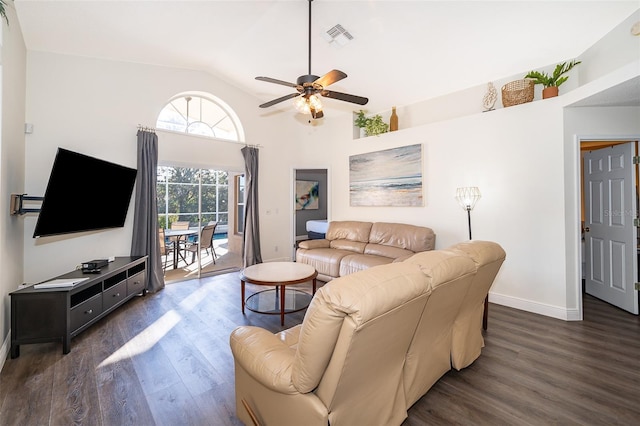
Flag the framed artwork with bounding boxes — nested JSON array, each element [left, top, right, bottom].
[[296, 180, 319, 210], [349, 143, 423, 207]]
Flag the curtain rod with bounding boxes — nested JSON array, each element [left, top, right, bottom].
[[137, 124, 156, 133], [244, 143, 263, 149]]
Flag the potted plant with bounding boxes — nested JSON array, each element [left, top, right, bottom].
[[354, 110, 389, 137], [0, 0, 10, 25], [524, 60, 581, 99]]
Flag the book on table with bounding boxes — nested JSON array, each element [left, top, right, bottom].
[[33, 278, 90, 289]]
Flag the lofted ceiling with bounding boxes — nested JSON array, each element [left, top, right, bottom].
[[13, 1, 640, 117]]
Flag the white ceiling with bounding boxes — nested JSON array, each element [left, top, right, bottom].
[[13, 1, 640, 116]]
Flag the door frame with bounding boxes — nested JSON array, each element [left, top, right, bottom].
[[575, 135, 640, 319], [290, 166, 331, 260]]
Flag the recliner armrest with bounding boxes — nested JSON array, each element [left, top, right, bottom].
[[298, 239, 330, 250], [230, 326, 298, 394]]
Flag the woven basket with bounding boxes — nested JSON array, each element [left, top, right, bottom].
[[501, 79, 534, 107]]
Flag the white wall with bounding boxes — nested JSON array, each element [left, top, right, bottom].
[[293, 93, 574, 318], [0, 8, 27, 363], [24, 52, 295, 283]]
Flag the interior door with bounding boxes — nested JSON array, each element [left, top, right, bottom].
[[583, 143, 639, 314]]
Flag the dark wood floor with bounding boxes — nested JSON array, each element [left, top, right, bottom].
[[1, 272, 638, 425]]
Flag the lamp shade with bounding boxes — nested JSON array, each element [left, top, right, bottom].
[[294, 94, 323, 115], [455, 187, 481, 210]]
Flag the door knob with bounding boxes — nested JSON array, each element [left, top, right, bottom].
[[584, 227, 590, 232]]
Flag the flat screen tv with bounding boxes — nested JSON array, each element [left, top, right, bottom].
[[33, 148, 137, 238]]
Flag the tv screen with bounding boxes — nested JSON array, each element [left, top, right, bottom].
[[33, 148, 137, 238]]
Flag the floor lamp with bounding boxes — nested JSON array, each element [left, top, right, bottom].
[[455, 186, 488, 329], [455, 187, 481, 240]]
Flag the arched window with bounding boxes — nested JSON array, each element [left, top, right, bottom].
[[156, 93, 244, 142]]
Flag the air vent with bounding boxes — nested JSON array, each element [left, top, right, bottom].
[[322, 24, 353, 47]]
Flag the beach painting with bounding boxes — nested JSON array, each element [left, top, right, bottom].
[[295, 180, 319, 210], [349, 144, 423, 207]]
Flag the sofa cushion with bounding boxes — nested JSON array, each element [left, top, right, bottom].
[[339, 253, 395, 276], [326, 221, 372, 243], [369, 222, 435, 253], [364, 243, 415, 259], [296, 248, 355, 279], [329, 239, 367, 253]]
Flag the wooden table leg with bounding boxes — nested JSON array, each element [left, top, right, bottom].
[[241, 280, 246, 314], [312, 278, 317, 295], [280, 284, 285, 326]]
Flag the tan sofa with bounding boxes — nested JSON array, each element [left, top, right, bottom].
[[296, 220, 436, 282], [230, 240, 506, 426]]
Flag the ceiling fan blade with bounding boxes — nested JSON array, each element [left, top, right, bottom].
[[314, 69, 347, 89], [256, 76, 298, 88], [259, 93, 300, 108], [321, 90, 369, 105]]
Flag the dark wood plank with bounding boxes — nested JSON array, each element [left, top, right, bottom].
[[91, 307, 155, 426], [0, 343, 60, 424], [49, 342, 101, 425], [1, 270, 638, 426]]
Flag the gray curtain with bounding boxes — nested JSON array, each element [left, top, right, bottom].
[[241, 146, 263, 267], [131, 129, 165, 292]]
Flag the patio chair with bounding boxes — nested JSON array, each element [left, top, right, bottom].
[[170, 221, 190, 263], [186, 223, 217, 265], [159, 228, 174, 271]]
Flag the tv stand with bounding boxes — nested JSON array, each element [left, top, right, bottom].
[[10, 256, 147, 358]]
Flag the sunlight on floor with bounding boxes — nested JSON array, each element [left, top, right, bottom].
[[163, 237, 242, 282], [97, 310, 181, 368], [97, 285, 212, 368]]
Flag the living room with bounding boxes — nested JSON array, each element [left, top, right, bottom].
[[0, 1, 639, 423]]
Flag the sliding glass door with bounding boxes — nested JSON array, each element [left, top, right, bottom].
[[157, 166, 228, 278]]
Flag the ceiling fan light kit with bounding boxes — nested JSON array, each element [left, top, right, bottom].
[[256, 0, 368, 119]]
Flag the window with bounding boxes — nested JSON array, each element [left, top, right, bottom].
[[157, 166, 228, 230], [156, 94, 243, 142], [235, 174, 245, 234]]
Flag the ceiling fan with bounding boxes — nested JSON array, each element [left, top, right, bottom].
[[255, 0, 368, 119]]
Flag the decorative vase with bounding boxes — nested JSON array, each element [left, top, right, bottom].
[[543, 86, 559, 99], [389, 106, 398, 131], [482, 82, 497, 111]]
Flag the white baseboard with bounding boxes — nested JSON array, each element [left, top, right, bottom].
[[265, 256, 292, 263], [0, 330, 10, 372], [489, 292, 582, 321]]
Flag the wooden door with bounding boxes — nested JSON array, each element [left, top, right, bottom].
[[583, 143, 639, 314]]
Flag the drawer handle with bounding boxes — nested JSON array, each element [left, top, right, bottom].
[[113, 293, 120, 297], [86, 309, 93, 314]]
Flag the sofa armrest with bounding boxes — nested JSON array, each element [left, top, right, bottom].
[[298, 239, 330, 250], [230, 326, 298, 394]]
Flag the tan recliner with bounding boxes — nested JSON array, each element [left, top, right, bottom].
[[401, 249, 477, 406], [447, 240, 506, 370], [230, 241, 504, 425], [230, 262, 430, 426]]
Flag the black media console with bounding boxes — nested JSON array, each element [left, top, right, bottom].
[[10, 256, 148, 358]]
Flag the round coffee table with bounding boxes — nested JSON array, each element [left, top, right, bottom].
[[240, 262, 318, 325]]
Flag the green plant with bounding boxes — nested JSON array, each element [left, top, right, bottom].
[[524, 60, 581, 88], [354, 110, 389, 137], [0, 0, 10, 25]]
